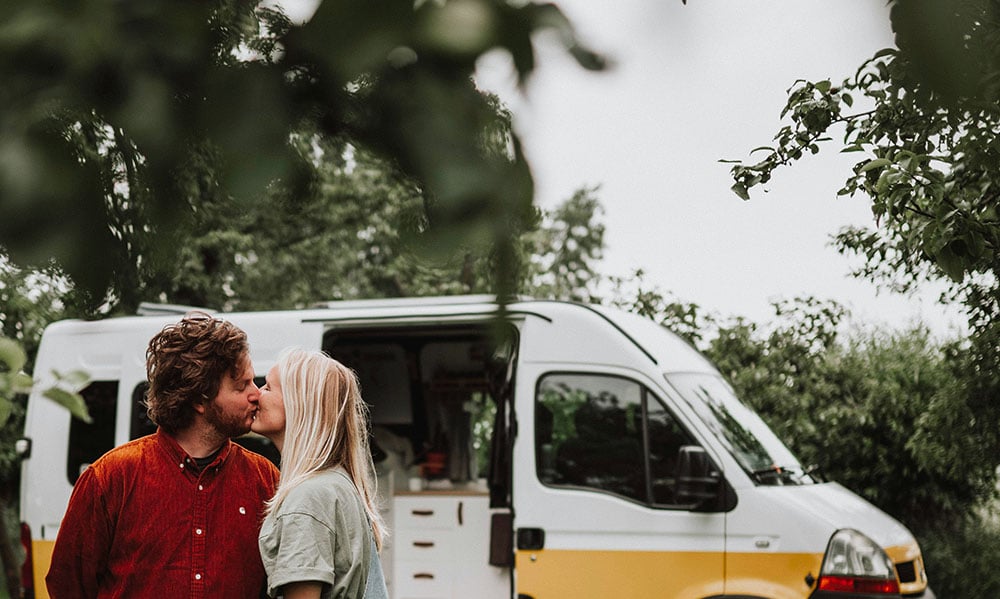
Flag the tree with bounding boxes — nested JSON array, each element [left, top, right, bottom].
[[729, 1, 999, 284], [608, 268, 716, 347], [524, 186, 606, 303], [0, 0, 604, 313], [725, 0, 1000, 545]]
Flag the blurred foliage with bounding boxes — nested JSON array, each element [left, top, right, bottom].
[[0, 260, 90, 596], [0, 0, 603, 312], [126, 134, 605, 309], [0, 260, 90, 486]]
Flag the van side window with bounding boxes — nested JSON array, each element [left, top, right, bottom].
[[535, 373, 699, 507], [67, 381, 119, 485]]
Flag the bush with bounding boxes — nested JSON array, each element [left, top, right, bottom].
[[916, 508, 1000, 597]]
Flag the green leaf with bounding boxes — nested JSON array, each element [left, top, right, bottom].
[[815, 80, 832, 93], [731, 182, 750, 200], [12, 372, 34, 394], [860, 158, 892, 173], [934, 245, 966, 282], [42, 387, 93, 423], [0, 398, 10, 428], [0, 337, 27, 373], [53, 369, 91, 391]]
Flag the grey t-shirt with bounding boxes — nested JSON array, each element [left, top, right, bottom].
[[259, 468, 373, 599]]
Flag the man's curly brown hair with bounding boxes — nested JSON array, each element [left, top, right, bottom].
[[145, 311, 250, 434]]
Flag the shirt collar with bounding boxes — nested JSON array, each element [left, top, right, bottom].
[[156, 428, 234, 470]]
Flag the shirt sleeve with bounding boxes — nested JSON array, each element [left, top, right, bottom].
[[45, 466, 113, 599], [259, 509, 338, 597]]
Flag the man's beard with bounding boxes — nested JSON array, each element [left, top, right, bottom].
[[204, 400, 251, 439]]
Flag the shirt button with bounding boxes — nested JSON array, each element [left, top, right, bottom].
[[196, 528, 203, 535], [194, 573, 202, 580], [179, 463, 184, 469], [198, 485, 204, 491]]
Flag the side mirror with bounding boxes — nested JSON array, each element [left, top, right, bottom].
[[675, 445, 722, 509]]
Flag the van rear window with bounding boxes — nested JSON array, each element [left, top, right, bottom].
[[67, 381, 118, 485]]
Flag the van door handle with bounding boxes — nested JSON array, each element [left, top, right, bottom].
[[516, 527, 545, 550]]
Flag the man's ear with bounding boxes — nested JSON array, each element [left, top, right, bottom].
[[192, 401, 208, 415]]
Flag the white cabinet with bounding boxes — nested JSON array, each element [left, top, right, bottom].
[[391, 493, 508, 599]]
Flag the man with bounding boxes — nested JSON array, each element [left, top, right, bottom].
[[47, 312, 281, 598]]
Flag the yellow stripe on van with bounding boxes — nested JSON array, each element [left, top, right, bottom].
[[516, 549, 725, 598], [725, 551, 824, 598], [516, 549, 826, 599], [32, 539, 54, 599]]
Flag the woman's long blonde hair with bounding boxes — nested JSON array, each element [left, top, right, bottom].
[[266, 348, 385, 548]]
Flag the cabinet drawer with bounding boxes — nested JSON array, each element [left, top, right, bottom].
[[394, 497, 461, 530], [393, 560, 450, 598], [394, 528, 456, 561]]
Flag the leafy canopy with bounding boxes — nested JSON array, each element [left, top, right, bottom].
[[726, 0, 1000, 318], [0, 0, 604, 310]]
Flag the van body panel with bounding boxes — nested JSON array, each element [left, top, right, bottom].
[[728, 483, 913, 551], [515, 302, 655, 368], [724, 551, 823, 599], [589, 304, 718, 373]]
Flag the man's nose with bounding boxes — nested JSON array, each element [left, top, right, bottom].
[[249, 381, 261, 402]]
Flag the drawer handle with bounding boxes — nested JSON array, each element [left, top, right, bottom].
[[411, 509, 434, 516], [413, 541, 435, 548], [414, 573, 435, 580]]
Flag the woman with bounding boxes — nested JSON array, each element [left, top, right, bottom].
[[252, 348, 388, 599]]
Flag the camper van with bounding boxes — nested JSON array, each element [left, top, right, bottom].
[[18, 296, 933, 598]]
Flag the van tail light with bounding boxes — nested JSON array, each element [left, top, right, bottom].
[[20, 521, 35, 598], [815, 529, 900, 595], [817, 575, 900, 594]]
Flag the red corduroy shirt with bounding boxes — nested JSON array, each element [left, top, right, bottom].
[[46, 428, 280, 599]]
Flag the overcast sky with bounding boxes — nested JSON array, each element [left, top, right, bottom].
[[473, 0, 967, 337], [279, 0, 966, 336]]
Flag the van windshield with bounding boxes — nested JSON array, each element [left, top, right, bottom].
[[664, 373, 817, 486]]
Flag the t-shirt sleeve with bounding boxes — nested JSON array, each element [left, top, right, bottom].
[[259, 502, 338, 597]]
